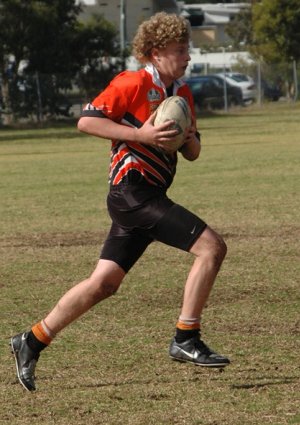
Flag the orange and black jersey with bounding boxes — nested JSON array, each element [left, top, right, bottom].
[[81, 63, 197, 189]]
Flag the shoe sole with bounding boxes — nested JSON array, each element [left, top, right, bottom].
[[170, 355, 229, 368], [10, 338, 34, 392]]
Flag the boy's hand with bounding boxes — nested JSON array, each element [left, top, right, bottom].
[[134, 112, 179, 150]]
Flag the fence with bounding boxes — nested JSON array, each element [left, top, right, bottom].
[[0, 58, 299, 125], [186, 55, 299, 107]]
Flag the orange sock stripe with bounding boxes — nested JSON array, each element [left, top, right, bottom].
[[176, 320, 200, 331], [32, 322, 52, 345]]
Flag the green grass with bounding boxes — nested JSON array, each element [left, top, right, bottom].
[[0, 102, 299, 425]]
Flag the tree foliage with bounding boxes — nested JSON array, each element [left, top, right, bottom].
[[252, 0, 300, 63], [74, 14, 121, 100], [226, 0, 300, 64], [226, 6, 253, 50], [0, 0, 119, 123]]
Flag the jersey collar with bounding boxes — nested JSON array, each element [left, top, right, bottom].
[[145, 63, 185, 96]]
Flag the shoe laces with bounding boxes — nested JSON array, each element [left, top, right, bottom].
[[194, 337, 213, 355]]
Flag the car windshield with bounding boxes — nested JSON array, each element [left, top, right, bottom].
[[229, 74, 248, 82], [187, 80, 205, 90]]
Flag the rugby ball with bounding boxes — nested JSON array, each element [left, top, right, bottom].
[[154, 96, 191, 152]]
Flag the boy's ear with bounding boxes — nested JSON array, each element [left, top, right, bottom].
[[151, 48, 160, 62]]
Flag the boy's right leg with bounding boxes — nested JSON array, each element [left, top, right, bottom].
[[11, 259, 125, 391], [44, 259, 125, 334]]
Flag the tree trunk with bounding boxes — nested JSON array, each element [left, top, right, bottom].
[[1, 75, 14, 125]]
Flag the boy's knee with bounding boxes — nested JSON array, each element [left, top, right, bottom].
[[207, 236, 226, 269], [99, 281, 120, 297], [193, 230, 227, 268], [217, 237, 227, 261], [88, 278, 121, 303]]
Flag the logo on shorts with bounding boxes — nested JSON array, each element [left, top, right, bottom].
[[190, 225, 196, 234]]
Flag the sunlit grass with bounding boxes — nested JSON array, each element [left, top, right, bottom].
[[0, 102, 299, 424]]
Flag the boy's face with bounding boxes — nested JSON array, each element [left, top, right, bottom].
[[152, 41, 191, 86]]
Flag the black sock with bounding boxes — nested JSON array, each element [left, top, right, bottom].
[[175, 328, 200, 343], [27, 330, 48, 353]]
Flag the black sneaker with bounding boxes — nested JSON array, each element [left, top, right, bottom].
[[169, 335, 230, 367], [10, 332, 39, 391]]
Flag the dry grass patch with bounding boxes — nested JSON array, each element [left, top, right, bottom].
[[0, 102, 299, 425]]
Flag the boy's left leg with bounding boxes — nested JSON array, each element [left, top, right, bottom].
[[169, 226, 230, 367], [149, 202, 230, 367]]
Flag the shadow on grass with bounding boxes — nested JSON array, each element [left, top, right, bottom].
[[0, 131, 87, 143], [60, 367, 227, 390], [0, 231, 105, 248], [71, 374, 298, 390], [231, 375, 298, 390], [67, 375, 204, 389]]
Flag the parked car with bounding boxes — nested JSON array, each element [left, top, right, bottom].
[[260, 80, 282, 101], [185, 75, 243, 110], [216, 72, 257, 104]]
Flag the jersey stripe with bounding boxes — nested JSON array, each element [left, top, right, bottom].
[[82, 67, 195, 188], [110, 143, 167, 185]]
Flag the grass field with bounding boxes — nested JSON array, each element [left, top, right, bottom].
[[0, 102, 299, 425]]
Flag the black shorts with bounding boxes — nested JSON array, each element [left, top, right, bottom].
[[100, 185, 207, 273]]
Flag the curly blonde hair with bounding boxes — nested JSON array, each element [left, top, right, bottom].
[[132, 12, 191, 64]]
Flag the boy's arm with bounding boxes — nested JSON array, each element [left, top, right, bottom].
[[180, 123, 201, 161], [77, 114, 179, 149], [77, 116, 137, 141]]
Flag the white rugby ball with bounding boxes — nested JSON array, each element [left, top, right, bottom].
[[154, 96, 191, 152]]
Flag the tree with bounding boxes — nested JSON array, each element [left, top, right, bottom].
[[73, 14, 120, 100], [0, 0, 119, 124], [226, 5, 253, 50], [0, 0, 80, 123], [252, 0, 300, 63]]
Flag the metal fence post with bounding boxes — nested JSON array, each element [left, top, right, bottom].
[[292, 60, 298, 102], [35, 71, 43, 122], [257, 60, 262, 107], [222, 48, 228, 112]]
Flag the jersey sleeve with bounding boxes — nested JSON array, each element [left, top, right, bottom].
[[81, 72, 138, 123]]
